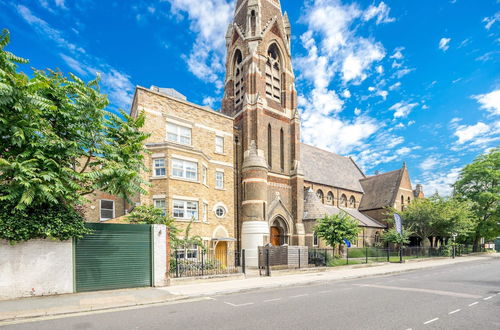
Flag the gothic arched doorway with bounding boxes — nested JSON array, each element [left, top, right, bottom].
[[270, 216, 288, 246]]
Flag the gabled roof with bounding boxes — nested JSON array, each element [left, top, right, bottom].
[[330, 207, 386, 229], [358, 168, 403, 211], [301, 143, 365, 193]]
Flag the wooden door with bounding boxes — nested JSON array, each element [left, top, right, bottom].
[[215, 242, 227, 267], [271, 226, 281, 246]]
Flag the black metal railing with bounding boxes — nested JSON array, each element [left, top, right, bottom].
[[170, 247, 243, 278], [307, 245, 475, 267]]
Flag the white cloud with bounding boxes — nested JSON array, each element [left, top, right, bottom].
[[354, 108, 362, 115], [167, 0, 234, 89], [394, 68, 414, 79], [389, 102, 418, 118], [483, 12, 499, 30], [377, 90, 388, 100], [363, 2, 395, 24], [439, 37, 451, 51], [396, 147, 411, 156], [342, 89, 351, 98], [376, 65, 384, 74], [300, 108, 379, 155], [473, 89, 500, 116], [390, 47, 404, 60], [298, 0, 389, 85], [420, 157, 439, 171], [419, 167, 462, 197], [389, 82, 401, 91], [454, 122, 490, 144]]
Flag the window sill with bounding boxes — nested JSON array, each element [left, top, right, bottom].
[[170, 176, 199, 184], [214, 152, 226, 156], [151, 176, 167, 180], [174, 218, 201, 222], [215, 188, 226, 191], [165, 140, 193, 148]]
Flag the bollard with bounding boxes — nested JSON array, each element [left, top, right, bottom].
[[201, 249, 205, 276], [175, 250, 179, 278], [366, 247, 369, 264], [265, 248, 271, 276]]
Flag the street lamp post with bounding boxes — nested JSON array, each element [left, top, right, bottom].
[[452, 233, 457, 259]]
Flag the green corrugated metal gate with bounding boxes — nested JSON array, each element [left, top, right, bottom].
[[495, 238, 500, 252], [75, 223, 153, 292]]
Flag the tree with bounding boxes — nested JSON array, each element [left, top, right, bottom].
[[453, 148, 500, 250], [386, 196, 474, 247], [127, 205, 181, 246], [314, 212, 360, 252], [0, 29, 149, 242], [381, 228, 411, 246]]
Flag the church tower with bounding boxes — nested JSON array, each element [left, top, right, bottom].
[[222, 0, 304, 266]]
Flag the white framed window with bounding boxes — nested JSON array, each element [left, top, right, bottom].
[[203, 202, 208, 223], [100, 200, 115, 221], [173, 199, 199, 220], [215, 171, 224, 189], [313, 232, 319, 246], [175, 244, 199, 259], [153, 158, 166, 177], [215, 206, 226, 218], [171, 158, 198, 181], [215, 136, 224, 154], [167, 122, 192, 145], [202, 166, 208, 185], [154, 199, 166, 216]]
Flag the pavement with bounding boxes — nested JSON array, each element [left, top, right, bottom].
[[0, 253, 497, 326]]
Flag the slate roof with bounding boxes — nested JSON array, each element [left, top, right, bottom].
[[301, 144, 365, 193], [358, 168, 403, 211], [303, 188, 328, 220], [303, 188, 386, 228]]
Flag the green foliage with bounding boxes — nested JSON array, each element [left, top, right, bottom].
[[127, 205, 181, 245], [381, 228, 411, 246], [385, 195, 474, 246], [0, 201, 91, 243], [0, 29, 149, 242], [174, 220, 204, 250], [453, 148, 500, 243], [314, 212, 361, 250]]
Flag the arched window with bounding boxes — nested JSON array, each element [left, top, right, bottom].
[[265, 44, 281, 102], [233, 50, 244, 106], [375, 232, 380, 244], [313, 231, 319, 246], [280, 128, 284, 171], [250, 10, 256, 36], [316, 190, 324, 204], [267, 124, 272, 168], [401, 195, 404, 211], [349, 196, 356, 208], [340, 194, 347, 207], [326, 192, 334, 205], [407, 196, 411, 205]]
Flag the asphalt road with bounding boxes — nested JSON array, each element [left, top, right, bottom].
[[3, 257, 500, 330]]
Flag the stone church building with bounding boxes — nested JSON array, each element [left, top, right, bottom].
[[83, 0, 423, 266]]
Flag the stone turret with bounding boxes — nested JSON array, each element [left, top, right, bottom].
[[241, 140, 269, 266]]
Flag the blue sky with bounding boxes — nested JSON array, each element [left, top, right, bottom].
[[1, 0, 499, 196]]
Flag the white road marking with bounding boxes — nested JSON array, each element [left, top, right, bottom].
[[449, 309, 461, 314], [224, 302, 254, 307], [483, 296, 494, 300], [424, 318, 439, 325], [355, 284, 482, 299], [291, 294, 309, 298], [468, 302, 479, 306], [318, 290, 332, 294], [263, 298, 281, 302]]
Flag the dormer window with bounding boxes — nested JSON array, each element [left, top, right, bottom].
[[265, 44, 281, 102]]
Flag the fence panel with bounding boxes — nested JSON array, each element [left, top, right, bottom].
[[170, 247, 242, 278]]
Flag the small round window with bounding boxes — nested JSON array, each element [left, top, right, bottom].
[[215, 206, 226, 218]]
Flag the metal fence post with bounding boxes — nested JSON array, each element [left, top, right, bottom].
[[387, 247, 390, 262], [346, 247, 349, 265], [242, 249, 246, 274], [399, 246, 403, 263], [366, 247, 368, 264], [265, 248, 270, 276], [175, 250, 179, 278], [298, 248, 301, 269], [201, 249, 205, 276]]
